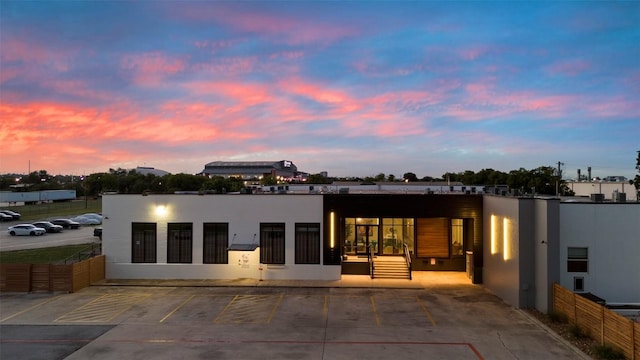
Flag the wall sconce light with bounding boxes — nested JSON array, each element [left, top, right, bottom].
[[330, 211, 335, 248], [155, 205, 167, 217]]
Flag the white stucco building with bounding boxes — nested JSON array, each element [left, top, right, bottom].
[[483, 196, 640, 312], [102, 189, 640, 314]]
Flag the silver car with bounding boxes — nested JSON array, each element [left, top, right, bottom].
[[7, 224, 46, 236]]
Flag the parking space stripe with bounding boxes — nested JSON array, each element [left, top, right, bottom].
[[0, 295, 62, 323], [214, 295, 282, 324], [55, 294, 149, 323], [370, 296, 381, 326], [323, 295, 328, 322], [160, 295, 195, 323], [416, 296, 436, 326], [266, 294, 283, 324]]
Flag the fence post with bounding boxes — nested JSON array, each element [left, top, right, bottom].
[[573, 292, 577, 324], [600, 304, 605, 345], [631, 318, 635, 360]]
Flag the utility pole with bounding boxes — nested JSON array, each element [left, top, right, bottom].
[[556, 161, 564, 196]]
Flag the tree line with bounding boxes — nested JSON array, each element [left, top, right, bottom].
[[0, 165, 588, 197]]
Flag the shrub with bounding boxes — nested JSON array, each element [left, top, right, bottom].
[[548, 310, 568, 324], [569, 324, 588, 339], [593, 344, 625, 360]]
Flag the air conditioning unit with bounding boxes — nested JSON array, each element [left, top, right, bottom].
[[612, 192, 626, 202], [590, 193, 604, 202]]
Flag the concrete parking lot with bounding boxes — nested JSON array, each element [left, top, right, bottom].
[[0, 221, 99, 252], [0, 273, 589, 360]]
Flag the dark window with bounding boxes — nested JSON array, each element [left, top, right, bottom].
[[167, 223, 193, 263], [260, 223, 285, 264], [567, 247, 588, 272], [203, 223, 229, 264], [132, 222, 157, 263], [573, 277, 584, 292], [295, 223, 320, 264]]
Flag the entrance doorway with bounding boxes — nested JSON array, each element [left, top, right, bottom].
[[355, 224, 378, 256]]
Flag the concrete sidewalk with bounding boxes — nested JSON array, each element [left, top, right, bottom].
[[96, 271, 468, 289]]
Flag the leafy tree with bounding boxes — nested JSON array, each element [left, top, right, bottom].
[[403, 172, 418, 182], [202, 176, 244, 193], [261, 175, 278, 186], [0, 175, 17, 190], [166, 173, 206, 192], [374, 173, 386, 181], [307, 173, 332, 184], [387, 174, 396, 182], [361, 176, 375, 184], [506, 168, 530, 192]]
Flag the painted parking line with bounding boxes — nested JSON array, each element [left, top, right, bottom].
[[370, 296, 381, 326], [55, 293, 150, 323], [214, 295, 283, 324], [416, 296, 437, 326], [268, 294, 328, 327], [160, 295, 195, 323], [0, 295, 62, 323]]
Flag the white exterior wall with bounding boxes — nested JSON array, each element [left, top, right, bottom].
[[483, 196, 523, 308], [484, 196, 560, 310], [102, 194, 341, 281], [559, 203, 640, 303], [533, 199, 560, 313], [566, 181, 637, 201]]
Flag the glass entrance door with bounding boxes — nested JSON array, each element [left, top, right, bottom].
[[355, 224, 378, 256]]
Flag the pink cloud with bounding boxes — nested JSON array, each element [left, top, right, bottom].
[[459, 46, 489, 61], [191, 56, 258, 77], [546, 59, 591, 77], [120, 52, 188, 86], [0, 38, 76, 72], [168, 4, 358, 46]]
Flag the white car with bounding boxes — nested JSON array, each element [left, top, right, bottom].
[[70, 216, 101, 225], [7, 224, 46, 236]]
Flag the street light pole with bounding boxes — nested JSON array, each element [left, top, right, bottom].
[[81, 175, 87, 209]]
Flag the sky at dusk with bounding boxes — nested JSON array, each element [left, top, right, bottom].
[[1, 1, 639, 179]]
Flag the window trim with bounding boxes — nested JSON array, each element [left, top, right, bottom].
[[260, 223, 285, 265], [295, 223, 320, 264], [131, 222, 157, 263], [167, 223, 193, 264], [567, 247, 589, 273], [203, 223, 229, 264]]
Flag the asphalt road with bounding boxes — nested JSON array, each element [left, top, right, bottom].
[[0, 219, 99, 251]]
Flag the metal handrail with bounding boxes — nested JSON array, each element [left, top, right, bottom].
[[369, 244, 375, 279], [403, 243, 412, 280], [61, 243, 102, 264]]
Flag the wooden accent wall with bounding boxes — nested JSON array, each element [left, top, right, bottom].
[[416, 218, 449, 258]]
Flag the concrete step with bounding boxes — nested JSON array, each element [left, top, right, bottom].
[[372, 257, 411, 279]]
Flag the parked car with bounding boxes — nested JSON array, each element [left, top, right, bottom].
[[50, 219, 80, 229], [70, 215, 101, 225], [32, 221, 64, 233], [7, 224, 46, 236], [94, 227, 102, 239], [0, 210, 21, 220], [81, 213, 103, 223], [0, 213, 13, 222]]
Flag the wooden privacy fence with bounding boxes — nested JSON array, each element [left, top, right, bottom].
[[554, 283, 639, 360], [0, 255, 105, 293]]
